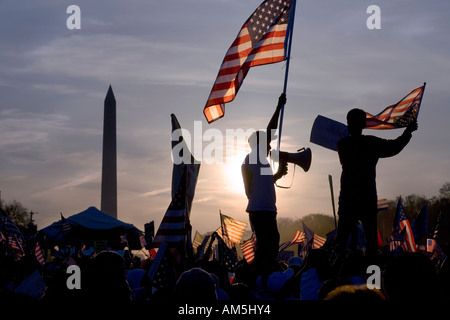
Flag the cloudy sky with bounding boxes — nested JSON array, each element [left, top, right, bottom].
[[1, 0, 449, 235]]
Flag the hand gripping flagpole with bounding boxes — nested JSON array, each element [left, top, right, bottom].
[[276, 0, 297, 154]]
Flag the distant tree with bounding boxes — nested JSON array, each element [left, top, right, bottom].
[[2, 199, 30, 228], [439, 182, 450, 199]]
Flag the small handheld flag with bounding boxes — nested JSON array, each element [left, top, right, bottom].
[[365, 83, 426, 130]]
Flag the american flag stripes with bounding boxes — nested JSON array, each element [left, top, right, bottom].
[[279, 230, 305, 252], [313, 234, 326, 249], [241, 232, 257, 264], [34, 242, 46, 265], [365, 84, 426, 130], [153, 170, 188, 248], [377, 199, 388, 211], [192, 231, 204, 250], [8, 235, 22, 252], [216, 212, 248, 248], [390, 199, 417, 252], [217, 235, 239, 272], [147, 242, 177, 291], [61, 213, 71, 232], [203, 0, 294, 123]]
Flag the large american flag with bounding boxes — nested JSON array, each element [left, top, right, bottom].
[[203, 0, 294, 123], [279, 230, 305, 252], [365, 84, 426, 130], [390, 199, 417, 252]]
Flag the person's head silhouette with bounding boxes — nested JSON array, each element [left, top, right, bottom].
[[346, 108, 366, 136]]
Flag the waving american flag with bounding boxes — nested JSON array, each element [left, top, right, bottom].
[[204, 0, 295, 123]]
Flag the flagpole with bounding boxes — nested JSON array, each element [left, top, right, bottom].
[[277, 0, 297, 153], [328, 174, 338, 229]]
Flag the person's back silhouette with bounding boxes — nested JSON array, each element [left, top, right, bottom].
[[334, 108, 418, 263]]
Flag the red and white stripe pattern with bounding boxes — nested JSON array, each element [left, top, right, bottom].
[[241, 232, 257, 264], [216, 213, 248, 248], [192, 231, 204, 250], [377, 198, 388, 211], [399, 219, 417, 252], [204, 0, 293, 123], [313, 234, 326, 249], [366, 84, 425, 130], [35, 242, 45, 265], [279, 230, 305, 252]]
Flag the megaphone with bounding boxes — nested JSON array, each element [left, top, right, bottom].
[[279, 147, 312, 172]]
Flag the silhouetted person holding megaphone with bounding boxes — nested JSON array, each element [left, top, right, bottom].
[[241, 93, 288, 287], [334, 108, 418, 265]]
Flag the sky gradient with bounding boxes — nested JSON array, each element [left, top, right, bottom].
[[1, 0, 449, 236]]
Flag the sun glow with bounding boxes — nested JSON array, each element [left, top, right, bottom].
[[224, 153, 247, 194]]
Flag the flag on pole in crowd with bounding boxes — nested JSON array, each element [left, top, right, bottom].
[[8, 235, 23, 252], [216, 212, 248, 249], [313, 234, 326, 249], [144, 221, 155, 246], [279, 230, 305, 252], [390, 199, 417, 252], [412, 203, 428, 244], [153, 114, 201, 273], [216, 234, 238, 273], [300, 222, 314, 257], [203, 0, 295, 123], [34, 242, 45, 266], [1, 209, 23, 235], [146, 242, 177, 292], [377, 199, 389, 211], [61, 213, 71, 232], [192, 231, 204, 251], [153, 168, 189, 248], [139, 235, 147, 248], [365, 84, 426, 130], [241, 232, 257, 264]]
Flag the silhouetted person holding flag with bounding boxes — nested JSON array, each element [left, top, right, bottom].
[[241, 93, 288, 287], [334, 108, 418, 264]]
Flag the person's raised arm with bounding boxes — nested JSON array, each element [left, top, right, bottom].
[[265, 93, 286, 150]]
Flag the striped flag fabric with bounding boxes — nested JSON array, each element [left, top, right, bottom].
[[365, 84, 426, 130], [241, 232, 257, 264], [390, 199, 417, 252], [377, 199, 388, 211], [146, 242, 177, 291], [217, 235, 238, 273], [216, 212, 248, 248], [313, 234, 326, 249], [279, 230, 305, 252], [192, 231, 204, 250], [8, 235, 22, 252], [34, 242, 46, 266], [203, 0, 295, 123], [61, 213, 71, 232], [153, 169, 188, 248]]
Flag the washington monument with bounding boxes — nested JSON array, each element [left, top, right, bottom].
[[101, 85, 117, 218]]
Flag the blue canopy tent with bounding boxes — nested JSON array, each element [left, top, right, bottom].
[[39, 206, 143, 250]]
